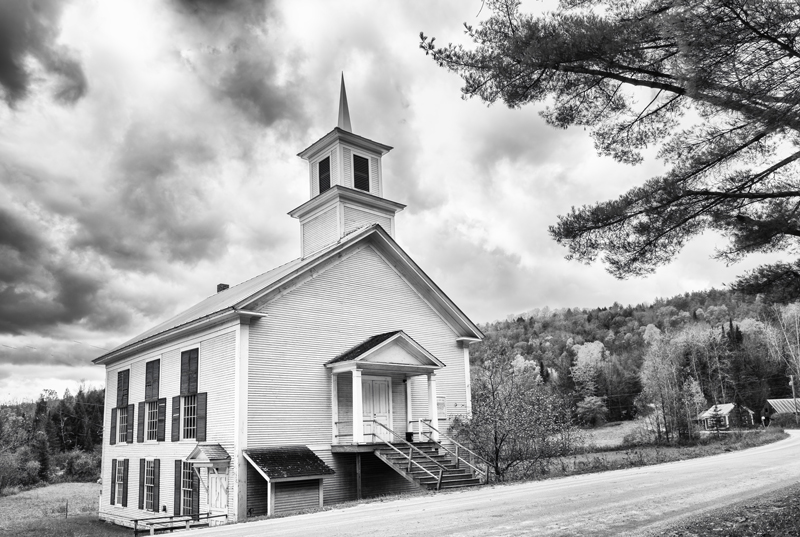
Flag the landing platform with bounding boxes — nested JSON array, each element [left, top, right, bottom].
[[331, 442, 436, 454]]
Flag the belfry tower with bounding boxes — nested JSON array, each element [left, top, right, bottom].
[[290, 75, 406, 258]]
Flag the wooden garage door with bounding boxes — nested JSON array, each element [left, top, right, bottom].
[[274, 480, 319, 514]]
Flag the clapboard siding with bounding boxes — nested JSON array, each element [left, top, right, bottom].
[[311, 157, 320, 197], [343, 206, 392, 235], [370, 157, 379, 196], [99, 327, 237, 525], [274, 480, 320, 514], [247, 244, 466, 447], [246, 464, 268, 518], [360, 453, 417, 498], [319, 451, 356, 504], [330, 148, 339, 186], [303, 207, 338, 257]]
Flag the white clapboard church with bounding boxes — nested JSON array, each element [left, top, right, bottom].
[[94, 77, 484, 529]]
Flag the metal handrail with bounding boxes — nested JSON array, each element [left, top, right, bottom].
[[417, 419, 490, 482], [369, 420, 445, 490]]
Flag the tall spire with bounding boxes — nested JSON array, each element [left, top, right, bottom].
[[337, 73, 352, 132]]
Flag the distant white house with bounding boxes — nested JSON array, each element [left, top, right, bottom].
[[697, 403, 754, 430], [93, 78, 484, 529]]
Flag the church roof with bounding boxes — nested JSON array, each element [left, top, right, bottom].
[[94, 224, 483, 365], [326, 331, 402, 365]]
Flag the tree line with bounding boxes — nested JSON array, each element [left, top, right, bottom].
[[0, 386, 104, 491]]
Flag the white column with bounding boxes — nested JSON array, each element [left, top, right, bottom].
[[331, 373, 338, 445], [352, 370, 364, 444], [427, 372, 439, 442], [405, 378, 413, 439]]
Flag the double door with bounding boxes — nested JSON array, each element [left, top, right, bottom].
[[362, 377, 392, 442]]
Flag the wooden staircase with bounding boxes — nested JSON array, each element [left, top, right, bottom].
[[374, 442, 482, 491]]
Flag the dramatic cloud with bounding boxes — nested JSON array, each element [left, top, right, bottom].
[[0, 0, 87, 106]]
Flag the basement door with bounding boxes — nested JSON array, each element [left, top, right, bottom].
[[208, 470, 228, 523], [362, 376, 392, 442]]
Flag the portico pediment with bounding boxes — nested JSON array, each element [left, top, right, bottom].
[[325, 331, 444, 375]]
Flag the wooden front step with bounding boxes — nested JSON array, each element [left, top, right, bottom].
[[373, 447, 483, 491]]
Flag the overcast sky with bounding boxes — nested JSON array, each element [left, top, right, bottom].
[[0, 0, 784, 402]]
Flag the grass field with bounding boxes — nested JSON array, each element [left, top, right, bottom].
[[0, 482, 128, 536]]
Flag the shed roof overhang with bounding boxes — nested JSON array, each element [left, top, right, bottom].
[[325, 330, 445, 376], [243, 446, 335, 483]]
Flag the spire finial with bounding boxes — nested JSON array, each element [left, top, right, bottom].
[[338, 73, 352, 132]]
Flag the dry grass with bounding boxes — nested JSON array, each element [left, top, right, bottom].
[[0, 482, 128, 536], [581, 420, 643, 449]]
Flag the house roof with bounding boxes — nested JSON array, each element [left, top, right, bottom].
[[93, 224, 483, 365], [244, 446, 335, 480], [768, 399, 799, 414], [698, 403, 754, 419]]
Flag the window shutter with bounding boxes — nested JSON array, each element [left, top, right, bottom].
[[138, 459, 145, 510], [126, 404, 135, 444], [157, 398, 167, 442], [122, 459, 129, 507], [144, 362, 153, 401], [152, 359, 160, 400], [137, 402, 145, 443], [110, 408, 117, 445], [180, 350, 198, 395], [180, 351, 189, 395], [173, 460, 181, 516], [191, 467, 200, 520], [171, 396, 180, 442], [153, 459, 160, 512], [110, 459, 117, 505], [196, 393, 207, 442], [117, 370, 129, 407]]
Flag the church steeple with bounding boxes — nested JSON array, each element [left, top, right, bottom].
[[337, 74, 352, 132], [290, 76, 405, 258]]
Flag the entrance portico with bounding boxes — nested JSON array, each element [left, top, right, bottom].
[[326, 331, 445, 447]]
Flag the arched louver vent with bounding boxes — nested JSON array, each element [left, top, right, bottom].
[[353, 154, 369, 192]]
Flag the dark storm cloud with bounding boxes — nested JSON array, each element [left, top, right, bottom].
[[70, 124, 228, 271], [0, 0, 87, 107], [171, 0, 307, 130]]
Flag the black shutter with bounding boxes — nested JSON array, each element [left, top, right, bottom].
[[138, 459, 145, 509], [137, 402, 145, 443], [191, 467, 200, 520], [117, 370, 129, 407], [196, 393, 207, 442], [126, 404, 135, 444], [122, 459, 129, 507], [180, 351, 190, 395], [110, 408, 117, 445], [189, 350, 198, 394], [319, 157, 330, 192], [354, 154, 369, 191], [110, 459, 117, 505], [144, 361, 153, 401], [153, 459, 160, 512], [157, 398, 166, 442], [171, 396, 181, 442], [174, 460, 182, 515], [152, 359, 160, 399]]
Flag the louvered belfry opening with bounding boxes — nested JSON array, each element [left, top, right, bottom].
[[319, 156, 331, 193], [353, 155, 369, 191]]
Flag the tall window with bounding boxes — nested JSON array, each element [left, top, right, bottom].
[[115, 460, 125, 506], [353, 154, 369, 191], [144, 460, 155, 511], [319, 156, 331, 193], [146, 401, 158, 441], [181, 462, 193, 516], [118, 406, 128, 443], [182, 395, 197, 439]]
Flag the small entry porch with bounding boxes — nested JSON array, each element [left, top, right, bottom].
[[325, 331, 445, 446]]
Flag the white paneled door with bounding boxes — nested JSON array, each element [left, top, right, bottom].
[[208, 470, 228, 524], [362, 377, 391, 442]]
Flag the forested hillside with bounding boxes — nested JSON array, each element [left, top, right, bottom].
[[0, 387, 104, 492], [472, 289, 796, 427]]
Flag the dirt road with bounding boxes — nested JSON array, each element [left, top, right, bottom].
[[195, 431, 800, 537]]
